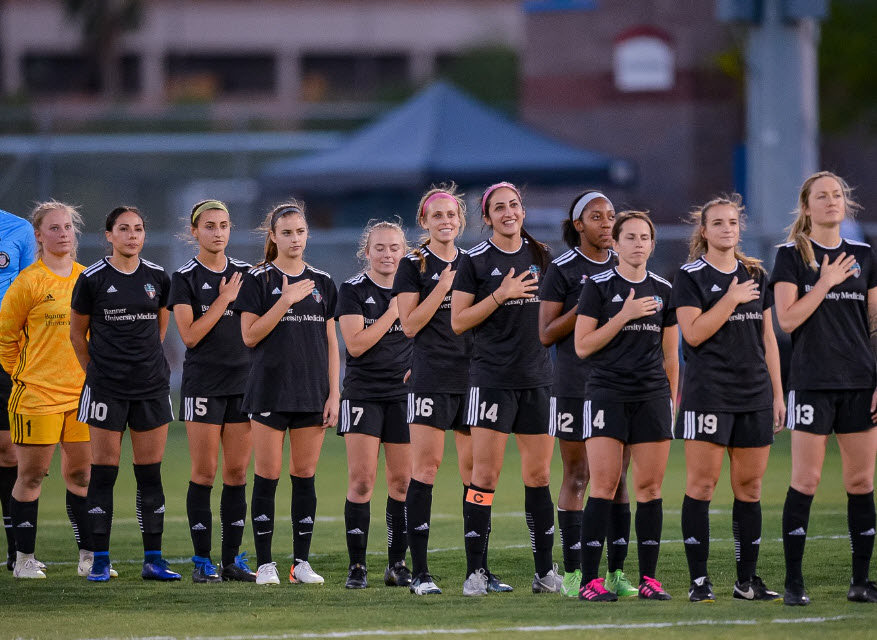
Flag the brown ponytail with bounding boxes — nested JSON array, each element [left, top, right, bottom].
[[688, 194, 764, 276], [481, 181, 549, 270], [255, 199, 307, 272]]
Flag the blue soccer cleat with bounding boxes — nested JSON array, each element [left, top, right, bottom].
[[87, 553, 112, 582], [142, 555, 182, 581]]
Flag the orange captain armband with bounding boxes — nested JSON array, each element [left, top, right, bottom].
[[465, 488, 494, 506]]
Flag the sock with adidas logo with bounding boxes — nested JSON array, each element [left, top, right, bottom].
[[463, 484, 492, 576], [252, 475, 278, 566], [607, 502, 631, 573], [557, 507, 583, 573], [386, 496, 407, 565], [581, 496, 611, 583], [782, 486, 813, 587], [66, 490, 91, 551], [345, 499, 370, 566], [291, 475, 317, 563], [848, 490, 875, 585], [0, 465, 17, 558], [87, 464, 118, 553], [525, 485, 555, 577], [682, 494, 710, 581], [220, 483, 247, 567], [9, 497, 38, 555], [733, 498, 761, 583], [405, 479, 432, 576], [187, 481, 212, 559], [636, 498, 663, 582], [134, 463, 166, 552]]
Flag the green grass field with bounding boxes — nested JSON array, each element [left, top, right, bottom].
[[1, 424, 874, 639]]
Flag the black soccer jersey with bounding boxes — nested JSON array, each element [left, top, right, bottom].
[[453, 239, 552, 390], [336, 272, 412, 400], [576, 268, 676, 402], [70, 257, 171, 399], [671, 259, 774, 412], [234, 262, 337, 413], [391, 246, 472, 394], [169, 257, 251, 397], [540, 248, 616, 398], [769, 238, 877, 391]]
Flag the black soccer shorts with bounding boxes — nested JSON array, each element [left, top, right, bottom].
[[337, 398, 409, 443], [463, 386, 550, 435], [77, 383, 173, 432]]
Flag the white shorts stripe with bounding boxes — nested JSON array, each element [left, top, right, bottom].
[[669, 399, 675, 438], [548, 397, 556, 436], [168, 395, 175, 422], [787, 391, 795, 430], [407, 393, 414, 424], [77, 385, 90, 423], [583, 400, 591, 439]]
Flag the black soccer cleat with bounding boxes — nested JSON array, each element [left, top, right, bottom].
[[192, 556, 222, 584], [783, 582, 810, 606], [847, 580, 877, 603], [733, 576, 781, 601], [222, 552, 257, 582], [688, 576, 716, 603], [346, 563, 368, 589], [638, 576, 672, 600], [384, 560, 412, 587]]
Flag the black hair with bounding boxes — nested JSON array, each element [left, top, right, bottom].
[[105, 205, 144, 231]]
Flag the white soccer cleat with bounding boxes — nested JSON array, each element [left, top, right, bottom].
[[256, 561, 281, 585], [289, 560, 324, 584], [77, 550, 118, 577], [14, 555, 47, 579], [532, 563, 564, 593], [462, 568, 488, 596]]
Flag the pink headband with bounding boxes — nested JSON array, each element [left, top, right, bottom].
[[421, 192, 457, 215], [481, 182, 521, 214]]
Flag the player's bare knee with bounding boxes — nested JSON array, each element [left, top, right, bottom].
[[845, 475, 874, 495], [65, 466, 90, 490]]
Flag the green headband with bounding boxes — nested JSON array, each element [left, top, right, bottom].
[[191, 200, 228, 224]]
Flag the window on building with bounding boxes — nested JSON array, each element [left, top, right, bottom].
[[165, 54, 276, 97], [300, 53, 409, 102], [22, 53, 140, 96]]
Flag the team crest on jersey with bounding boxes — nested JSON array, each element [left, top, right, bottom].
[[652, 295, 663, 312], [528, 265, 541, 282], [0, 252, 9, 268], [311, 288, 322, 303], [144, 283, 156, 299], [580, 274, 588, 284], [852, 261, 862, 278]]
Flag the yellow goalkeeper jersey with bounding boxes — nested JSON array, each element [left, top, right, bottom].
[[0, 259, 86, 414]]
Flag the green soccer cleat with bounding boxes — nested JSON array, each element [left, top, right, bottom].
[[605, 569, 638, 597], [561, 570, 582, 598]]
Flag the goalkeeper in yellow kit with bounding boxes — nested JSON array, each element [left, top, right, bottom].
[[0, 201, 102, 579]]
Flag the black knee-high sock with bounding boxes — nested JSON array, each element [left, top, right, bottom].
[[525, 485, 555, 577], [406, 479, 433, 576], [345, 499, 370, 566], [291, 475, 317, 563], [463, 484, 492, 576], [65, 490, 91, 551], [782, 486, 813, 587], [848, 491, 876, 585], [10, 497, 37, 555], [0, 465, 16, 555], [607, 502, 631, 573], [580, 497, 611, 583], [220, 483, 247, 567], [133, 463, 165, 553], [636, 499, 663, 582], [87, 464, 118, 554], [187, 481, 212, 558], [251, 474, 278, 567], [682, 495, 710, 580], [557, 508, 583, 573], [733, 499, 762, 583], [386, 496, 407, 565]]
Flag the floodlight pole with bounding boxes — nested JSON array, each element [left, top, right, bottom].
[[717, 0, 826, 265]]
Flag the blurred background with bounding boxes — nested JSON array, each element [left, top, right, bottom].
[[1, 0, 875, 284]]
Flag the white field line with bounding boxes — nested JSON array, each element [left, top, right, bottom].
[[75, 615, 859, 640], [40, 534, 850, 567]]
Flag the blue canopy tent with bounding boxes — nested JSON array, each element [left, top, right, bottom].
[[261, 82, 633, 193]]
